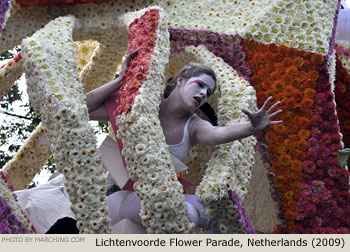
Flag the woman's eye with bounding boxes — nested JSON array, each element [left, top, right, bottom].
[[197, 82, 203, 88]]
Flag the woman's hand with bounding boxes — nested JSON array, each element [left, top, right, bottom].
[[119, 49, 139, 79], [242, 96, 282, 133]]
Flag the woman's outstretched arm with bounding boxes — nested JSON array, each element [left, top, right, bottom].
[[191, 97, 282, 146], [85, 50, 138, 113]]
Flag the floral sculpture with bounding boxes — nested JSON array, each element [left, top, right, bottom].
[[0, 0, 349, 234]]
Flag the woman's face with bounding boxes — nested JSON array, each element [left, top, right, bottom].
[[178, 74, 216, 110]]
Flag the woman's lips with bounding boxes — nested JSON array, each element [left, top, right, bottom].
[[194, 96, 202, 106]]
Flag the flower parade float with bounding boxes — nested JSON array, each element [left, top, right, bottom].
[[0, 0, 349, 234]]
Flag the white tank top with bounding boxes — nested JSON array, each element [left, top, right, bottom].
[[168, 114, 197, 162]]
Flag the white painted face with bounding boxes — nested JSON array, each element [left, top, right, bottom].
[[180, 74, 216, 110]]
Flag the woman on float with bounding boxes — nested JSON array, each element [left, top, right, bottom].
[[86, 50, 282, 232]]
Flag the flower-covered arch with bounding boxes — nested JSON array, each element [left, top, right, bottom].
[[0, 0, 349, 234]]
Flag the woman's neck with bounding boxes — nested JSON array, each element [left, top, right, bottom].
[[159, 92, 192, 120]]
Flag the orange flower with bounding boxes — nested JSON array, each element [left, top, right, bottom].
[[277, 44, 289, 55], [273, 174, 287, 185], [304, 88, 316, 99], [282, 57, 294, 67], [272, 80, 285, 93], [274, 93, 286, 105], [253, 52, 264, 64], [258, 70, 270, 79], [302, 60, 311, 71], [285, 109, 295, 119], [265, 131, 277, 144], [287, 199, 298, 209], [291, 160, 303, 171], [263, 51, 276, 60], [284, 210, 295, 221], [296, 139, 308, 151], [277, 145, 288, 155], [265, 90, 275, 100], [301, 97, 314, 108], [298, 129, 310, 139], [310, 53, 324, 65], [301, 108, 313, 117], [268, 43, 278, 53], [273, 124, 286, 135], [293, 90, 303, 103], [276, 136, 285, 146], [307, 70, 319, 81], [293, 56, 304, 69], [288, 122, 300, 134], [297, 117, 310, 129], [298, 71, 308, 81], [284, 98, 295, 110], [281, 73, 292, 85], [284, 138, 295, 149], [291, 182, 301, 192], [279, 154, 291, 166], [286, 66, 299, 78], [270, 70, 282, 80], [291, 77, 302, 88], [285, 190, 294, 200], [261, 80, 273, 90], [270, 164, 281, 174], [304, 79, 316, 89], [284, 85, 294, 97], [294, 150, 306, 161], [268, 144, 279, 154], [288, 134, 300, 142], [285, 47, 297, 57]]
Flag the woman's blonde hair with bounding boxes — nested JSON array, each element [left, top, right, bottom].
[[164, 62, 217, 98]]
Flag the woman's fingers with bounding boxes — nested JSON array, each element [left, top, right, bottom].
[[260, 96, 273, 111], [270, 120, 283, 125], [268, 109, 282, 119], [267, 101, 281, 113], [241, 108, 252, 119]]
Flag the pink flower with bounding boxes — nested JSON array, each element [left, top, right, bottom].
[[329, 124, 340, 134], [331, 133, 341, 143], [310, 192, 320, 204], [307, 137, 319, 151], [313, 170, 325, 180], [321, 122, 331, 132], [311, 127, 322, 138], [303, 160, 316, 174], [312, 180, 325, 192], [314, 93, 326, 104], [306, 150, 318, 161], [321, 189, 332, 202], [325, 228, 337, 234], [318, 145, 330, 159], [325, 91, 334, 102], [327, 167, 339, 178], [299, 192, 311, 203], [323, 102, 336, 116], [305, 203, 317, 217], [300, 183, 312, 195], [311, 115, 323, 126], [337, 227, 350, 233], [323, 178, 335, 189], [295, 206, 306, 221], [320, 133, 332, 145], [329, 143, 341, 156], [327, 114, 338, 125], [324, 158, 339, 168], [313, 227, 327, 234]]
